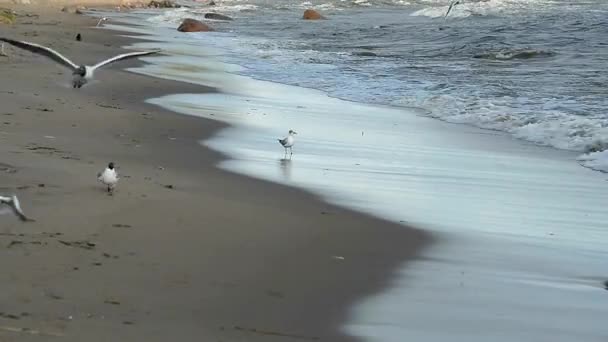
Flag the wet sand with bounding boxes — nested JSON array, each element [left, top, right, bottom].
[[0, 6, 429, 341]]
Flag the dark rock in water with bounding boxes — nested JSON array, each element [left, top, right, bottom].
[[604, 280, 608, 290], [177, 18, 214, 32], [474, 48, 556, 61], [204, 13, 233, 21], [209, 0, 216, 5], [303, 9, 325, 20], [148, 0, 180, 8], [61, 6, 86, 14], [75, 33, 81, 41], [353, 51, 377, 57]]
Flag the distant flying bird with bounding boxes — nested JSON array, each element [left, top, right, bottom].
[[0, 195, 34, 222], [98, 162, 119, 194], [445, 0, 461, 19], [0, 37, 159, 88], [96, 17, 108, 27], [278, 130, 297, 156]]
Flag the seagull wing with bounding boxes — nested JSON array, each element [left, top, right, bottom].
[[278, 138, 287, 146], [9, 195, 33, 222], [0, 38, 79, 71], [444, 0, 458, 19], [91, 50, 160, 71]]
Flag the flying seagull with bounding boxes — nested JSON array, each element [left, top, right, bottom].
[[96, 17, 108, 27], [97, 162, 119, 194], [278, 130, 297, 156], [0, 37, 159, 88], [444, 0, 461, 19], [0, 195, 34, 222]]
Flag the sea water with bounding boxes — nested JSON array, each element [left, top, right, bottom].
[[95, 1, 608, 340]]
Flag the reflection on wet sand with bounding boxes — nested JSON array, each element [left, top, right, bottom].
[[279, 158, 292, 181]]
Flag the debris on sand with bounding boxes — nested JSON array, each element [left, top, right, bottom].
[[57, 240, 96, 250]]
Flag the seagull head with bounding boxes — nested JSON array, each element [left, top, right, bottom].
[[289, 130, 297, 135], [73, 66, 86, 77], [108, 162, 115, 170]]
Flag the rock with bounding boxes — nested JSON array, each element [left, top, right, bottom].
[[209, 1, 216, 5], [177, 18, 214, 32], [119, 0, 146, 8], [0, 9, 16, 24], [204, 12, 233, 21], [303, 9, 325, 20], [61, 6, 86, 14], [148, 0, 180, 8]]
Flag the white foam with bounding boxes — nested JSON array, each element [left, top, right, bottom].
[[394, 94, 608, 154], [577, 150, 608, 173], [411, 0, 556, 18]]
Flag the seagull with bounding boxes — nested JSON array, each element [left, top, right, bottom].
[[0, 195, 34, 222], [97, 162, 119, 194], [0, 37, 159, 88], [444, 0, 461, 19], [278, 130, 297, 156], [96, 17, 108, 27]]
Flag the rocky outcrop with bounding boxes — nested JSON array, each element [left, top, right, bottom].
[[61, 5, 86, 14], [303, 9, 325, 20], [177, 18, 214, 32], [0, 9, 15, 24], [203, 12, 232, 21], [148, 0, 180, 8]]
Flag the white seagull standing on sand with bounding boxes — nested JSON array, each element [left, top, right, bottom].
[[98, 162, 119, 194], [0, 37, 159, 88], [0, 195, 34, 222], [278, 130, 297, 156]]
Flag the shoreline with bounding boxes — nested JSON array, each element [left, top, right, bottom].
[[0, 7, 431, 341]]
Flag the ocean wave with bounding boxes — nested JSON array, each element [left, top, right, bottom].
[[473, 48, 556, 60], [393, 94, 608, 153], [411, 0, 556, 19], [577, 150, 608, 173]]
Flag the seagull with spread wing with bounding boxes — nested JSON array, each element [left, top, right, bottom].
[[444, 0, 462, 19], [0, 37, 159, 88], [0, 195, 34, 222]]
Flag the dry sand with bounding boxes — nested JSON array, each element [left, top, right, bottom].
[[0, 7, 430, 341]]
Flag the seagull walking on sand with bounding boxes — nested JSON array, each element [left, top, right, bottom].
[[98, 162, 119, 194], [0, 37, 159, 88], [0, 195, 34, 222], [278, 130, 297, 156]]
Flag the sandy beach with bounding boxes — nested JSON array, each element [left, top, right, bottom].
[[0, 6, 429, 341]]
